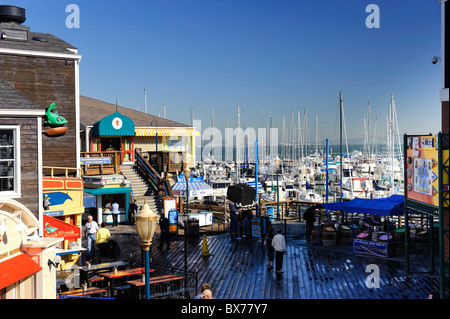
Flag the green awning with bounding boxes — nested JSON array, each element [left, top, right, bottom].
[[84, 187, 132, 196], [92, 111, 135, 137]]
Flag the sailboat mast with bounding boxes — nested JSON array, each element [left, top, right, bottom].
[[339, 91, 343, 201]]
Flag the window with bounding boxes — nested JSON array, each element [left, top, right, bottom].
[[0, 126, 21, 197]]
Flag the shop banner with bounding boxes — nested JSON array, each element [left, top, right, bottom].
[[43, 214, 80, 240], [353, 239, 388, 257]]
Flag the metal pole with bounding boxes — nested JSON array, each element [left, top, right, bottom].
[[145, 249, 150, 299], [404, 134, 410, 275], [438, 132, 445, 298], [326, 139, 329, 204], [184, 179, 189, 290], [255, 140, 259, 217], [276, 169, 280, 220]]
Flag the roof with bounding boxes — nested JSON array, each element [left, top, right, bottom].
[[0, 30, 78, 56], [80, 96, 191, 128], [0, 77, 43, 110]]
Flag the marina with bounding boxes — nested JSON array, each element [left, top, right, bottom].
[[0, 1, 448, 303]]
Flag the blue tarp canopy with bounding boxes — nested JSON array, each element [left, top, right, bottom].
[[319, 195, 404, 216]]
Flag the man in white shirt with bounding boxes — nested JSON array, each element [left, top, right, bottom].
[[84, 215, 99, 262], [111, 202, 119, 227], [272, 229, 286, 273]]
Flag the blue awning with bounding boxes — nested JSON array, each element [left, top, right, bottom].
[[319, 195, 404, 216], [84, 187, 132, 196], [92, 111, 135, 137]]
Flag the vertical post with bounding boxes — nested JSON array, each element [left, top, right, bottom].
[[184, 178, 189, 291], [326, 139, 329, 204], [438, 132, 445, 298], [145, 249, 150, 299], [404, 134, 410, 275], [255, 140, 259, 217], [276, 169, 280, 220]]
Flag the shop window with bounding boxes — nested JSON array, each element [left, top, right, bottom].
[[0, 126, 21, 198]]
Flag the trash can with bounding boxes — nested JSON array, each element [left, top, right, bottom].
[[185, 218, 199, 237]]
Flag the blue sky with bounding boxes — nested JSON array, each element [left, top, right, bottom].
[[9, 0, 442, 143]]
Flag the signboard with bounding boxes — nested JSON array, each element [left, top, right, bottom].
[[251, 218, 261, 238], [168, 209, 178, 234], [163, 197, 177, 218], [353, 239, 388, 257], [80, 157, 111, 165], [43, 215, 81, 241], [405, 136, 439, 207]]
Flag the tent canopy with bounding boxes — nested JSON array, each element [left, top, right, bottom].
[[319, 195, 404, 216], [227, 183, 256, 206]]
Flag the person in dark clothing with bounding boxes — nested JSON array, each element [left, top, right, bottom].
[[265, 227, 275, 269], [229, 202, 238, 241], [303, 205, 317, 242], [158, 214, 170, 250]]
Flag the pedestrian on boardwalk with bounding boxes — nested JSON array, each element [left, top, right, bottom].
[[272, 228, 286, 273], [111, 201, 119, 227], [303, 205, 317, 242], [158, 213, 170, 250], [229, 202, 238, 241], [131, 199, 138, 224], [265, 227, 275, 269], [84, 215, 99, 262], [96, 222, 110, 261]]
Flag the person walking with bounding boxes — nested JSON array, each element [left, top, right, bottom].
[[229, 202, 238, 241], [96, 222, 111, 261], [131, 199, 138, 224], [111, 201, 119, 227], [84, 215, 99, 262], [158, 213, 170, 250], [272, 228, 286, 273], [265, 227, 275, 269], [303, 205, 317, 242]]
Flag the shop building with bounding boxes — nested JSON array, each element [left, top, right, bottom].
[[79, 96, 198, 225], [0, 4, 84, 296]]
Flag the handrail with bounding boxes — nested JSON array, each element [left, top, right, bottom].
[[135, 150, 173, 197], [43, 166, 82, 179]]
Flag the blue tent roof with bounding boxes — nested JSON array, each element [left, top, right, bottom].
[[319, 195, 404, 216]]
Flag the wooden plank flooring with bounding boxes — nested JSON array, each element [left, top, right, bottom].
[[81, 230, 446, 299]]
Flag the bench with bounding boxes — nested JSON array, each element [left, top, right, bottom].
[[127, 275, 185, 299], [113, 284, 131, 299]]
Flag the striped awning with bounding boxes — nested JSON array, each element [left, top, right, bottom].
[[172, 181, 213, 198], [135, 128, 200, 137]]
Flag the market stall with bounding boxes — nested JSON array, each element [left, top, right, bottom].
[[319, 195, 405, 257]]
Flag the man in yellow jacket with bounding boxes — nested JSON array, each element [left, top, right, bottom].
[[96, 222, 111, 260]]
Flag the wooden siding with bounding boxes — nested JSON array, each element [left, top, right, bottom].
[[0, 117, 39, 217], [0, 54, 77, 169]]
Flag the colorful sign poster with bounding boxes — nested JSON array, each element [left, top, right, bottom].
[[406, 136, 439, 207], [353, 239, 388, 257], [43, 215, 81, 240], [168, 209, 178, 233]]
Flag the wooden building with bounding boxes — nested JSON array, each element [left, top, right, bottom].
[[1, 5, 85, 288], [80, 96, 198, 169]]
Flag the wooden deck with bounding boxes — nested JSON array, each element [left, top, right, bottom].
[[78, 229, 446, 299]]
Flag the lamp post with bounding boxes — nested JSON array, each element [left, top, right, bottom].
[[151, 119, 158, 152], [135, 201, 157, 299], [183, 166, 191, 290]]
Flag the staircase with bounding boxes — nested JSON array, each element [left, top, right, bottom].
[[120, 165, 162, 214]]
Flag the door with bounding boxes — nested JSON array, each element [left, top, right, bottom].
[[122, 137, 134, 164]]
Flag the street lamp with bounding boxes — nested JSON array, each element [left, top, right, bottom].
[[150, 119, 158, 152], [183, 166, 191, 291], [135, 201, 157, 299]]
